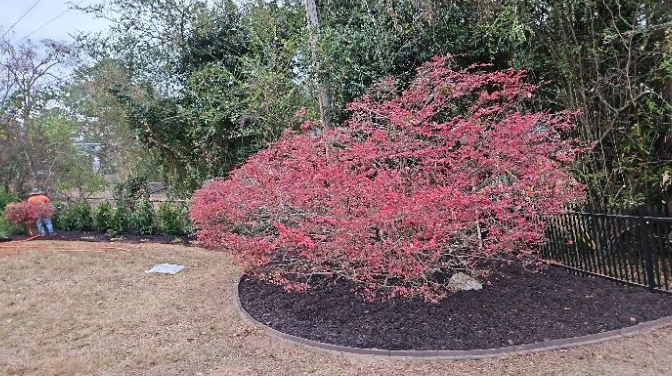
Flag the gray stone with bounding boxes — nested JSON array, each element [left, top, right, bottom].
[[145, 263, 185, 275], [447, 272, 483, 292]]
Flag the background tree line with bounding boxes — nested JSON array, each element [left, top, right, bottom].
[[1, 0, 670, 207]]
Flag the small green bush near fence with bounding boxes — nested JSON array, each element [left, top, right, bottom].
[[0, 188, 22, 238], [110, 203, 129, 234], [59, 201, 94, 231], [132, 199, 157, 236], [94, 201, 114, 232], [0, 215, 24, 238], [0, 187, 17, 211], [157, 202, 187, 236]]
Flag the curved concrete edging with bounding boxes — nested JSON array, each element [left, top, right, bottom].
[[234, 278, 672, 360]]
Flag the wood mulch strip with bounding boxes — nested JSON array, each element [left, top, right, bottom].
[[239, 265, 672, 351]]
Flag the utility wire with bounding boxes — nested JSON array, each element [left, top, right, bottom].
[[20, 0, 89, 41], [1, 0, 43, 39], [18, 0, 92, 88]]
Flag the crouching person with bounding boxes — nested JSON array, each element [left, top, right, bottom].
[[27, 188, 55, 236]]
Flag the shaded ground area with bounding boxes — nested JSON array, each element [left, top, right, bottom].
[[1, 241, 671, 376], [239, 267, 672, 351]]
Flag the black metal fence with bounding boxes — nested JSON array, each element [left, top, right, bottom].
[[542, 206, 672, 292]]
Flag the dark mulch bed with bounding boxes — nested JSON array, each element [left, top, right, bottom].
[[239, 266, 672, 351], [9, 231, 196, 246]]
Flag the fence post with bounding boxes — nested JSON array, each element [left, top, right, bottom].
[[638, 208, 657, 291]]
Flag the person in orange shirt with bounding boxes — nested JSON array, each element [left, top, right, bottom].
[[27, 188, 55, 236]]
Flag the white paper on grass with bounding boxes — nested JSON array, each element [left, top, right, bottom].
[[145, 263, 185, 275]]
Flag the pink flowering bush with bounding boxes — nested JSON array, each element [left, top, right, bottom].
[[190, 56, 586, 301], [4, 202, 54, 225]]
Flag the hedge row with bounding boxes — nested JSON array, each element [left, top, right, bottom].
[[1, 185, 192, 238], [52, 200, 192, 236]]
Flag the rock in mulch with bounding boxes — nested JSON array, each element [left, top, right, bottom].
[[239, 266, 672, 351], [447, 272, 483, 291]]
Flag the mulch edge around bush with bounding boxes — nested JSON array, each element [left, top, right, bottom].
[[234, 282, 672, 359], [236, 266, 672, 357], [9, 231, 198, 246]]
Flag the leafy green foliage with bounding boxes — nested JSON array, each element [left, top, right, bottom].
[[0, 39, 79, 194], [0, 214, 24, 238], [507, 0, 672, 206], [314, 0, 672, 205], [156, 202, 187, 236], [1, 90, 103, 195], [110, 202, 130, 234], [82, 0, 312, 194], [132, 200, 156, 235], [94, 201, 114, 232], [59, 202, 93, 231], [0, 187, 17, 211], [51, 202, 64, 230], [113, 176, 151, 202], [65, 59, 150, 184], [72, 0, 670, 207], [314, 0, 477, 119]]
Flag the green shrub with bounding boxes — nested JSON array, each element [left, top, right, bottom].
[[60, 201, 93, 231], [0, 214, 24, 237], [156, 202, 186, 236], [182, 212, 194, 237], [94, 201, 113, 232], [0, 187, 17, 211], [133, 199, 156, 235], [114, 176, 150, 202], [51, 201, 66, 230], [0, 217, 9, 239], [57, 204, 75, 230], [110, 202, 129, 234]]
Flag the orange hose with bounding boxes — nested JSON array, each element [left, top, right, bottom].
[[1, 249, 129, 255], [0, 235, 41, 247], [0, 245, 130, 251], [102, 246, 132, 251], [0, 249, 131, 257], [0, 235, 131, 255]]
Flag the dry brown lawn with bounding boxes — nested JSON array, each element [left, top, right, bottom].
[[1, 240, 671, 376]]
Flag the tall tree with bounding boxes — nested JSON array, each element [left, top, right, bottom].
[[74, 0, 672, 205], [312, 0, 496, 121], [509, 0, 672, 205], [304, 0, 331, 127], [80, 0, 312, 193], [65, 59, 149, 182], [0, 37, 79, 193]]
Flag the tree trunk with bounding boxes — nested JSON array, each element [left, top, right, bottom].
[[304, 0, 331, 128]]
